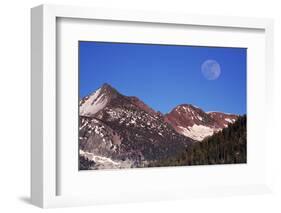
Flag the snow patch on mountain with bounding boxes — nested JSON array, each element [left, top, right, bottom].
[[80, 150, 134, 169], [225, 118, 235, 123], [178, 125, 215, 141], [207, 111, 232, 115], [80, 88, 109, 116]]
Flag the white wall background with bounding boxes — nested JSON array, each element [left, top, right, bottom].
[[0, 0, 280, 212]]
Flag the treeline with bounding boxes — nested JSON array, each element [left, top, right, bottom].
[[149, 115, 247, 167]]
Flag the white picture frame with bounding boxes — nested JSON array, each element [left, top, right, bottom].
[[31, 4, 274, 208]]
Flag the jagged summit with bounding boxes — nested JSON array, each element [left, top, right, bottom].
[[80, 83, 158, 117], [176, 103, 201, 109], [99, 83, 121, 99], [79, 83, 121, 117], [170, 104, 205, 114], [165, 104, 238, 141], [100, 82, 117, 92], [101, 82, 111, 88]]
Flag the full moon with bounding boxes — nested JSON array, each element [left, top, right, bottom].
[[201, 59, 221, 80]]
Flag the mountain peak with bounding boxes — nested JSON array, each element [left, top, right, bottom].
[[80, 83, 121, 117], [165, 104, 238, 141], [171, 104, 204, 116], [99, 83, 120, 99], [175, 104, 202, 111], [101, 83, 114, 90]]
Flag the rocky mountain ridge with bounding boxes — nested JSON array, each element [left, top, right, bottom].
[[165, 104, 238, 141], [79, 83, 238, 169]]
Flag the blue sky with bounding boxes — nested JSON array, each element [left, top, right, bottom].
[[79, 41, 246, 115]]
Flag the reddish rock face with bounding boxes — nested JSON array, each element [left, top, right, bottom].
[[164, 105, 238, 141], [165, 104, 212, 128], [207, 112, 238, 129], [129, 96, 159, 116]]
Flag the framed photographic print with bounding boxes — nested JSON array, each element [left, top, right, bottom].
[[31, 4, 274, 208], [78, 41, 246, 171]]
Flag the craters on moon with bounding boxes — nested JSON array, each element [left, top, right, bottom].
[[201, 59, 221, 80]]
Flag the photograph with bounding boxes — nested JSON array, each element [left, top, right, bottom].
[[78, 41, 247, 170]]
